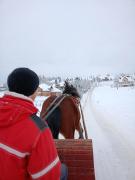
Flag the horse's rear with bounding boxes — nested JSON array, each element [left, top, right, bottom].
[[40, 95, 81, 139], [59, 96, 81, 138]]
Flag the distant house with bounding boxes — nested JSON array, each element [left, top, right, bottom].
[[118, 75, 134, 87], [38, 83, 62, 96]]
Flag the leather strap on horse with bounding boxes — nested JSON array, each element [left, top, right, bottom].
[[79, 102, 88, 139], [42, 94, 69, 121], [41, 95, 62, 119]]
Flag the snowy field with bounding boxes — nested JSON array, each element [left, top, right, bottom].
[[82, 85, 135, 180]]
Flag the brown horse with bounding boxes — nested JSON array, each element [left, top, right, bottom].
[[40, 81, 84, 139]]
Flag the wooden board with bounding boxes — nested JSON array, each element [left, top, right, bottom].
[[55, 139, 95, 180]]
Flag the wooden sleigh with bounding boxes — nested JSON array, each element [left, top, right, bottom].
[[55, 139, 95, 180]]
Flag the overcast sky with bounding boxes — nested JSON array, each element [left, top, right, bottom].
[[0, 0, 135, 83]]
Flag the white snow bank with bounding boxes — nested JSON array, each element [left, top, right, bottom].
[[34, 96, 48, 115]]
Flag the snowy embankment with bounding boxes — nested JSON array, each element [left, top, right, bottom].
[[81, 86, 135, 180], [34, 96, 48, 115]]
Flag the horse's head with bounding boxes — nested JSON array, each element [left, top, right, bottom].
[[62, 81, 80, 99]]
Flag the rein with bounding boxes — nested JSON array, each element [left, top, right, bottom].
[[41, 95, 61, 119], [42, 94, 69, 121]]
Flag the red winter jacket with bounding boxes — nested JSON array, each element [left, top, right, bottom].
[[0, 92, 61, 180]]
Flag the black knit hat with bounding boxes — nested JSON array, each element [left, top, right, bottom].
[[7, 67, 39, 96]]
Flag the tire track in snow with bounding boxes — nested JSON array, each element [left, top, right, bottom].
[[91, 105, 135, 180]]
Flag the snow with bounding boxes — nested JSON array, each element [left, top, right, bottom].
[[39, 83, 50, 91], [81, 85, 135, 180], [34, 95, 48, 115], [99, 80, 114, 87], [0, 91, 5, 97], [52, 85, 62, 92], [39, 83, 62, 92], [59, 81, 65, 86]]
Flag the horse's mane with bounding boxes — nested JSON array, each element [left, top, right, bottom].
[[62, 81, 80, 98]]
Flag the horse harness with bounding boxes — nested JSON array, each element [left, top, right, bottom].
[[41, 94, 70, 121], [41, 94, 87, 139]]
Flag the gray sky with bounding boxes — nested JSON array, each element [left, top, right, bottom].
[[0, 0, 135, 83]]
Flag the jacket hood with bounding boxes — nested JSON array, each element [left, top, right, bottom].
[[0, 92, 38, 127]]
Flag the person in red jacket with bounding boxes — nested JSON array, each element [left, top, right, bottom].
[[0, 67, 68, 180]]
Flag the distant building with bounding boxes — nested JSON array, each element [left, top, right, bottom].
[[114, 75, 134, 87], [38, 83, 62, 96], [118, 76, 134, 87]]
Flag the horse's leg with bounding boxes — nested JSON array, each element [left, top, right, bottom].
[[79, 130, 84, 139], [60, 128, 75, 139], [78, 123, 84, 139], [52, 128, 59, 139]]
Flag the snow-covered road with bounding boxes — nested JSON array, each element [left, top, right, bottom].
[[82, 86, 135, 180]]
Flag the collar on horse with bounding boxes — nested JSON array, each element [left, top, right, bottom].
[[71, 96, 80, 106]]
